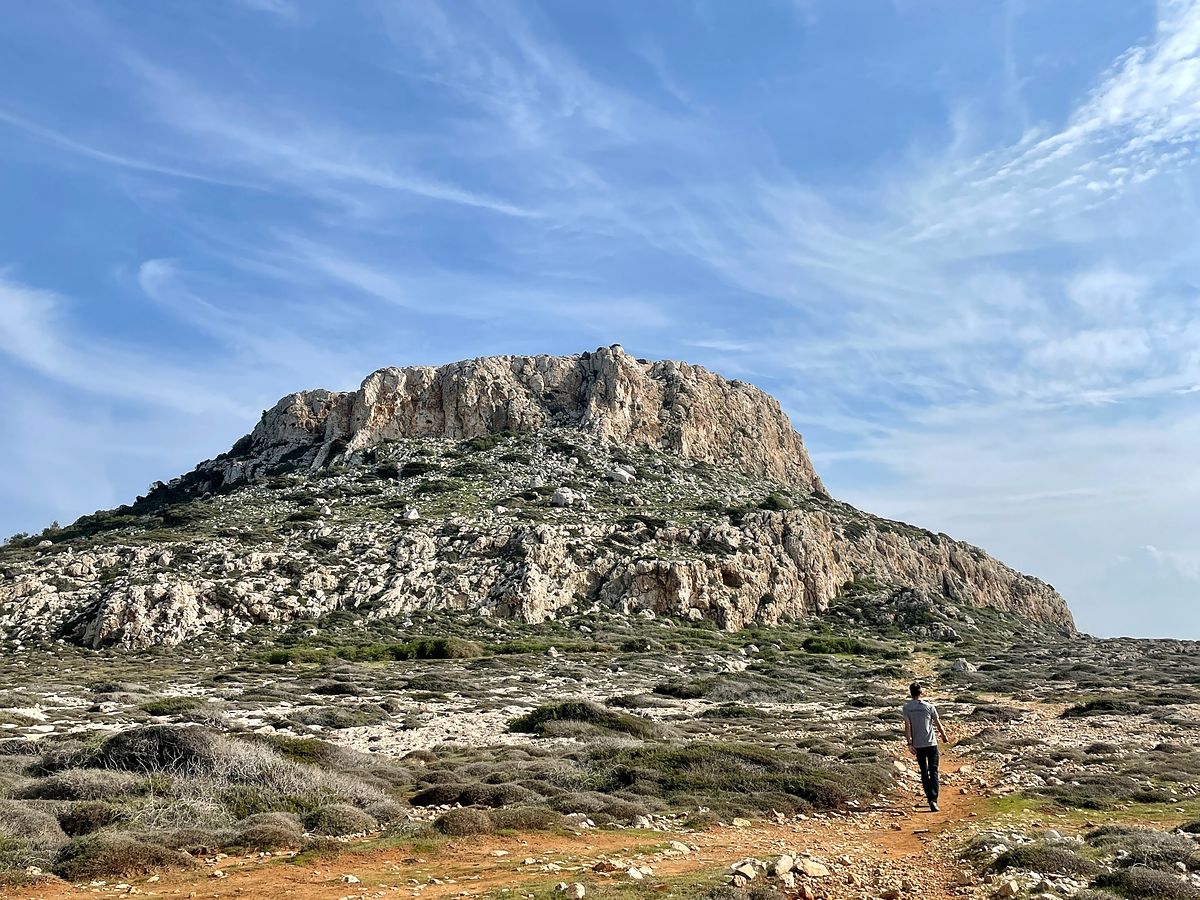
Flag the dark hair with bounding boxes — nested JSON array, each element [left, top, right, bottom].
[[909, 682, 923, 698]]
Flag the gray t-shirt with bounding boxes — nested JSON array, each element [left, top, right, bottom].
[[903, 699, 941, 748]]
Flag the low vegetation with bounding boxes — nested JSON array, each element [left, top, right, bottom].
[[2, 592, 1199, 889]]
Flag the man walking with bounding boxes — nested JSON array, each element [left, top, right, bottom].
[[903, 681, 948, 812]]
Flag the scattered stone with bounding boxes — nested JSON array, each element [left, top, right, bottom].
[[795, 859, 830, 878]]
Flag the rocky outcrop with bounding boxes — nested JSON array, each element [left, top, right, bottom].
[[0, 347, 1074, 649], [190, 345, 824, 493]]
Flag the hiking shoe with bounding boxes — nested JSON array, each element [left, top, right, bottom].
[[929, 801, 939, 812]]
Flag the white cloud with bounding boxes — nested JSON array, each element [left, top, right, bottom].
[[233, 0, 299, 19], [0, 273, 247, 415], [1026, 328, 1154, 377], [5, 0, 1200, 637], [1065, 266, 1149, 316], [1141, 544, 1200, 580]]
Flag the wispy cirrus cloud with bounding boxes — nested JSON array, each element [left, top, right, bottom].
[[2, 0, 1200, 635]]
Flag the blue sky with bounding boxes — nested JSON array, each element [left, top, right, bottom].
[[3, 0, 1200, 638]]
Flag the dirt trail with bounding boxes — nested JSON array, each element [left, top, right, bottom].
[[3, 753, 991, 900]]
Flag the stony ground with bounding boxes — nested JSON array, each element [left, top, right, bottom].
[[2, 604, 1200, 900], [0, 426, 1068, 652]]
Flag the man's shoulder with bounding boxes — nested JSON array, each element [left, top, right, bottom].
[[903, 699, 934, 712]]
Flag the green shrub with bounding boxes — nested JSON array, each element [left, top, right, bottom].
[[489, 806, 564, 831], [0, 802, 67, 850], [591, 741, 889, 815], [411, 783, 469, 807], [968, 705, 1024, 723], [802, 636, 899, 657], [1042, 776, 1169, 811], [375, 461, 402, 478], [16, 769, 148, 801], [264, 636, 482, 665], [366, 799, 406, 823], [311, 680, 362, 696], [304, 804, 377, 836], [450, 461, 492, 477], [700, 704, 765, 720], [287, 705, 388, 730], [400, 461, 439, 477], [619, 637, 654, 653], [463, 433, 508, 452], [1086, 826, 1200, 870], [414, 479, 458, 496], [139, 696, 205, 716], [510, 701, 662, 739], [232, 813, 303, 850], [434, 808, 494, 836], [285, 508, 322, 523], [457, 783, 541, 808], [93, 725, 224, 773], [411, 782, 539, 808], [746, 884, 786, 900], [58, 802, 124, 837], [652, 680, 712, 700], [53, 834, 195, 880], [1093, 868, 1200, 899], [991, 842, 1099, 876], [758, 494, 792, 511], [1062, 698, 1141, 717], [607, 694, 675, 710]]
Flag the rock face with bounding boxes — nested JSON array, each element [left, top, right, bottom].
[[196, 344, 824, 494], [0, 346, 1074, 649]]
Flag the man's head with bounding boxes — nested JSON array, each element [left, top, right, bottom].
[[909, 682, 923, 699]]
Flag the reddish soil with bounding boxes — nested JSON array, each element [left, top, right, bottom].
[[2, 753, 988, 900]]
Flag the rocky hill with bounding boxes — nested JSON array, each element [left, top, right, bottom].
[[0, 345, 1073, 649]]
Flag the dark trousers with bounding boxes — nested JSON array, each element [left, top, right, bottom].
[[915, 745, 939, 804]]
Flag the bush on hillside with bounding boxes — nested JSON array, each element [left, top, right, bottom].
[[52, 834, 195, 880], [591, 741, 889, 816], [1093, 868, 1200, 900], [16, 769, 147, 801], [57, 802, 125, 837], [991, 842, 1099, 876], [509, 701, 663, 739], [304, 804, 377, 836], [434, 808, 493, 836]]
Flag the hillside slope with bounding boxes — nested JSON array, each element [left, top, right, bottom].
[[0, 345, 1072, 648]]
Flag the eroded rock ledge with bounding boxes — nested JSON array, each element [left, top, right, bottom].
[[197, 344, 824, 494]]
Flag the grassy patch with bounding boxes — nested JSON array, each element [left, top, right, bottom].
[[802, 635, 902, 658], [140, 696, 205, 716], [263, 636, 483, 664], [53, 834, 196, 880], [510, 701, 664, 739], [991, 842, 1100, 877], [590, 741, 890, 816]]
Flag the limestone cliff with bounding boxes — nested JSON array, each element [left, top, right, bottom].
[[0, 346, 1074, 648], [194, 344, 824, 494]]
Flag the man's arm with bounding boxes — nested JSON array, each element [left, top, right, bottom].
[[933, 707, 949, 743], [903, 715, 914, 751]]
